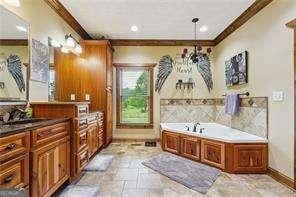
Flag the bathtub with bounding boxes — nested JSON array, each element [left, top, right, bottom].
[[161, 122, 268, 143], [160, 122, 268, 173]]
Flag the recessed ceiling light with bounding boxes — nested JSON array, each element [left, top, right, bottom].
[[199, 26, 208, 32], [16, 26, 27, 32], [130, 25, 138, 32], [4, 0, 20, 7]]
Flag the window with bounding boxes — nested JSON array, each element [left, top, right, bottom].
[[116, 64, 154, 128]]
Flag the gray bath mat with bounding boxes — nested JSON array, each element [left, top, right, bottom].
[[142, 153, 221, 194], [58, 185, 100, 197], [84, 154, 114, 171]]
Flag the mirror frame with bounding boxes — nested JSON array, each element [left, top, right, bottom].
[[0, 6, 30, 104]]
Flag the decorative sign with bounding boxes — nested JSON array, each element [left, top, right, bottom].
[[31, 39, 49, 83], [173, 50, 195, 74]]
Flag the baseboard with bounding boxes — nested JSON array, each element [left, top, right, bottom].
[[112, 138, 160, 142], [267, 167, 295, 190]]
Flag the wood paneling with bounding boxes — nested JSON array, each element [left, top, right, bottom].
[[0, 39, 28, 46], [110, 39, 215, 46], [43, 0, 91, 39], [161, 131, 268, 173], [214, 0, 274, 45]]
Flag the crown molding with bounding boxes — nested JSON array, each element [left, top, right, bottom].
[[44, 0, 92, 39], [0, 39, 28, 46], [286, 19, 296, 29], [110, 39, 215, 46], [45, 0, 273, 46], [214, 0, 274, 45]]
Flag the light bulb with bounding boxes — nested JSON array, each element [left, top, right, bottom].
[[51, 40, 60, 47], [75, 44, 82, 54], [66, 36, 75, 48]]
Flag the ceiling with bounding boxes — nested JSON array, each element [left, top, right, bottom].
[[60, 0, 255, 40], [0, 6, 29, 39]]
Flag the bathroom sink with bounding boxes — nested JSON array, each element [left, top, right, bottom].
[[3, 118, 51, 125]]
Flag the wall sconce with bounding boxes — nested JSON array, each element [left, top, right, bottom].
[[65, 34, 82, 54]]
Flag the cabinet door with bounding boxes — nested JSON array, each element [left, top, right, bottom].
[[201, 140, 225, 169], [31, 138, 70, 197], [233, 144, 267, 173], [105, 89, 113, 145], [106, 45, 113, 87], [87, 124, 98, 158], [180, 135, 200, 161], [162, 132, 180, 154]]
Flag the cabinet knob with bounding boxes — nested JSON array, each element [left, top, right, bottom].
[[3, 174, 14, 183], [5, 143, 16, 151]]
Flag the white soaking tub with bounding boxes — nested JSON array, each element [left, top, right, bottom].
[[160, 122, 268, 144]]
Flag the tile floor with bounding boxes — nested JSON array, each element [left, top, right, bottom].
[[76, 142, 295, 197]]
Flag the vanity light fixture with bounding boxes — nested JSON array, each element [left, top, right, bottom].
[[61, 46, 69, 53], [199, 26, 208, 32], [4, 0, 20, 7], [65, 34, 76, 48], [74, 44, 82, 54], [16, 25, 27, 32], [130, 25, 138, 32]]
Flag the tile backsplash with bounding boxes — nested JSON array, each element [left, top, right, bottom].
[[160, 97, 268, 138]]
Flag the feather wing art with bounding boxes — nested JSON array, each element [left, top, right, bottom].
[[7, 54, 25, 92], [155, 55, 173, 92], [196, 52, 213, 92]]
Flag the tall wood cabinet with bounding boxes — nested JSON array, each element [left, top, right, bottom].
[[54, 40, 113, 146]]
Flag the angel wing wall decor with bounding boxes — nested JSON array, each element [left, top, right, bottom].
[[195, 52, 213, 92], [155, 55, 173, 92], [7, 54, 25, 92]]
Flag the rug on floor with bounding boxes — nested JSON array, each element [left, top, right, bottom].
[[142, 153, 221, 194], [58, 185, 100, 197], [84, 154, 114, 171]]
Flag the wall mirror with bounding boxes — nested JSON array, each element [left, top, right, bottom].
[[48, 39, 55, 101], [0, 6, 29, 102]]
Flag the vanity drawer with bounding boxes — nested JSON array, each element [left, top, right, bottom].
[[31, 122, 69, 147], [76, 149, 89, 173], [76, 105, 89, 117], [0, 132, 30, 162], [74, 118, 88, 131], [0, 154, 29, 189], [87, 115, 97, 125], [76, 129, 88, 152]]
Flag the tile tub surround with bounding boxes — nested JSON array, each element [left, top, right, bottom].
[[160, 97, 268, 138], [74, 141, 295, 196]]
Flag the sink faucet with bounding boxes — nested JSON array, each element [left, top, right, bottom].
[[199, 128, 205, 134], [193, 122, 200, 132]]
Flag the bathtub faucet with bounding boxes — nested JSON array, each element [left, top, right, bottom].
[[193, 122, 200, 132]]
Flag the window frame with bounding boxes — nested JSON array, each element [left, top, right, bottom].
[[115, 63, 155, 129]]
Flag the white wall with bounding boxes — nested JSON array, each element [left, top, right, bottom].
[[212, 0, 295, 179], [1, 0, 80, 101]]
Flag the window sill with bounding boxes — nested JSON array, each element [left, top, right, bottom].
[[116, 124, 154, 129]]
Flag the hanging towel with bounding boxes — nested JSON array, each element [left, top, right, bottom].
[[225, 93, 240, 116]]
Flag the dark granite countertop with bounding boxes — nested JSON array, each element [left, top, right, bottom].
[[0, 118, 70, 137]]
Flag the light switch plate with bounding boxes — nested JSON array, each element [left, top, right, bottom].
[[85, 94, 90, 101], [70, 94, 75, 101], [272, 91, 284, 102]]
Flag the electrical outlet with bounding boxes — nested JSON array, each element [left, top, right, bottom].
[[85, 94, 90, 101], [272, 91, 284, 102], [70, 94, 75, 101]]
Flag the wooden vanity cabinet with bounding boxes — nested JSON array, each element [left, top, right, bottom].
[[30, 122, 70, 197], [180, 135, 201, 161], [162, 131, 180, 154], [0, 132, 30, 190], [87, 123, 98, 159]]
